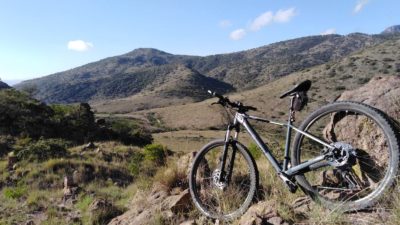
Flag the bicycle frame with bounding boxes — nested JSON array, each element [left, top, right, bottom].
[[221, 105, 335, 181]]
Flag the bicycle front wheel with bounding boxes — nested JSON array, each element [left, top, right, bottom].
[[189, 140, 257, 220], [292, 101, 399, 211]]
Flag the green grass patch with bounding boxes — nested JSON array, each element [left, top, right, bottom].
[[3, 185, 27, 199]]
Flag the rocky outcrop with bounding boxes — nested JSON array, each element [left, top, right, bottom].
[[108, 185, 192, 225], [337, 75, 400, 120], [108, 152, 195, 225], [89, 198, 122, 225]]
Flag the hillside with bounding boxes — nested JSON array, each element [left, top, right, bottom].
[[16, 31, 398, 107], [0, 81, 10, 89], [118, 36, 400, 131]]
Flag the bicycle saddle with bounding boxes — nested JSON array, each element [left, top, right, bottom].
[[279, 80, 312, 99]]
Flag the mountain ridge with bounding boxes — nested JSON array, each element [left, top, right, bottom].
[[15, 27, 400, 110]]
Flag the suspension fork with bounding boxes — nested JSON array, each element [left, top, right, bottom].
[[218, 123, 239, 183]]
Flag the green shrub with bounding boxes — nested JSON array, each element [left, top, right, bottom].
[[143, 144, 166, 165], [3, 186, 27, 199], [15, 138, 70, 161], [107, 118, 153, 146], [76, 195, 94, 212], [128, 151, 144, 177]]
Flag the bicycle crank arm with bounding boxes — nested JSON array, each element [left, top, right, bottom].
[[279, 173, 298, 193]]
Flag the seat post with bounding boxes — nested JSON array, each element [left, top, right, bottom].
[[283, 96, 295, 170], [289, 96, 296, 122]]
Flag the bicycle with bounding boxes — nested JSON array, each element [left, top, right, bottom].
[[189, 80, 400, 220]]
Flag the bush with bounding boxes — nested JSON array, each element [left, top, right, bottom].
[[143, 144, 166, 165], [128, 151, 144, 178], [15, 138, 70, 161], [105, 118, 153, 146], [3, 186, 27, 199]]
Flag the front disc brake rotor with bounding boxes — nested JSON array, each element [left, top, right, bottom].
[[212, 169, 227, 190]]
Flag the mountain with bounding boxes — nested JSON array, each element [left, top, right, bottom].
[[15, 29, 399, 108], [0, 81, 10, 90], [381, 25, 400, 34], [126, 36, 400, 130]]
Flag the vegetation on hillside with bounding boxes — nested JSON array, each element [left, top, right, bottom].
[[0, 88, 158, 224], [15, 32, 400, 109]]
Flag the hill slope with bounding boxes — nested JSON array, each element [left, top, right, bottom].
[[122, 36, 400, 130], [0, 81, 10, 89], [16, 31, 398, 106]]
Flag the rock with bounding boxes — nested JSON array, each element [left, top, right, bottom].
[[180, 220, 196, 225], [162, 189, 192, 214], [24, 220, 35, 225], [108, 153, 198, 225], [89, 198, 122, 225], [338, 76, 400, 120], [64, 175, 75, 187], [239, 201, 288, 225], [322, 76, 400, 187], [7, 152, 17, 171], [63, 175, 79, 205], [291, 197, 311, 215], [83, 141, 96, 151]]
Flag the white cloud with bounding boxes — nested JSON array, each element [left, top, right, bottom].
[[250, 8, 296, 31], [230, 29, 246, 40], [320, 28, 336, 35], [354, 0, 369, 13], [250, 11, 273, 31], [219, 20, 232, 28], [67, 40, 93, 52], [273, 8, 296, 23], [229, 7, 296, 40]]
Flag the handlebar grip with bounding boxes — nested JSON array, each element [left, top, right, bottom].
[[207, 90, 224, 99]]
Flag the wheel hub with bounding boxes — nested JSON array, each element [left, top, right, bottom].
[[212, 169, 227, 190], [325, 142, 357, 168]]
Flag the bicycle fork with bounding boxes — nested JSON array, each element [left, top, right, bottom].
[[217, 125, 238, 186]]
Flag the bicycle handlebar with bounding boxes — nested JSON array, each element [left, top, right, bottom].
[[208, 90, 257, 113]]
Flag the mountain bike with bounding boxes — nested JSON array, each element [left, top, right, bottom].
[[189, 80, 400, 220]]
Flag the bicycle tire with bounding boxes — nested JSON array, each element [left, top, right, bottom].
[[291, 101, 399, 211], [189, 139, 258, 220]]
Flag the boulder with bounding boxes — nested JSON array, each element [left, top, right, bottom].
[[322, 76, 400, 187], [162, 189, 191, 214], [89, 198, 122, 225], [239, 201, 289, 225], [108, 153, 197, 225], [337, 75, 400, 121]]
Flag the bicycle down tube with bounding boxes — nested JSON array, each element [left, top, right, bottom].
[[234, 112, 333, 177]]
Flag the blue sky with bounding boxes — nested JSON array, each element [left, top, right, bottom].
[[0, 0, 399, 82]]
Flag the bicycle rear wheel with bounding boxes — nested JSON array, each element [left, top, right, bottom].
[[189, 140, 257, 220], [292, 101, 399, 211]]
